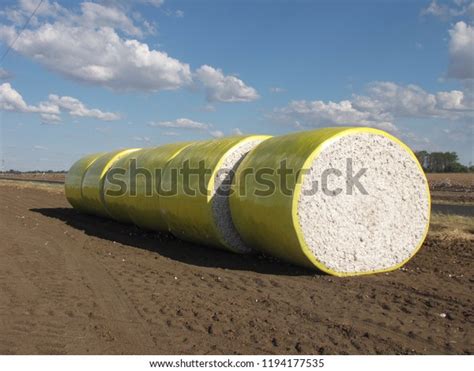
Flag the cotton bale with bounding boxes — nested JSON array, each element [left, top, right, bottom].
[[159, 135, 271, 253], [230, 127, 430, 276]]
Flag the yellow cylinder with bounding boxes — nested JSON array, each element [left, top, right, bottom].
[[81, 148, 140, 218], [65, 152, 105, 212], [102, 149, 145, 224], [159, 135, 270, 253], [229, 128, 430, 276], [126, 142, 193, 231], [102, 142, 193, 228]]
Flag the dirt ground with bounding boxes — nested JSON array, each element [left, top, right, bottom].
[[0, 182, 472, 355], [427, 173, 474, 193], [0, 172, 66, 183], [427, 173, 473, 186]]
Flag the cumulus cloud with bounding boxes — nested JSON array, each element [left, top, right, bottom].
[[0, 23, 192, 92], [0, 83, 59, 117], [149, 118, 209, 130], [231, 128, 244, 135], [76, 2, 145, 37], [48, 94, 120, 120], [355, 81, 472, 118], [0, 1, 258, 100], [273, 99, 396, 131], [40, 113, 62, 125], [0, 0, 66, 26], [271, 81, 474, 131], [447, 21, 474, 80], [0, 82, 120, 123], [0, 82, 36, 113], [196, 65, 259, 102], [2, 0, 146, 36], [274, 100, 395, 131]]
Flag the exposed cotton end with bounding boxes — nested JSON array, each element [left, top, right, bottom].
[[211, 138, 267, 253], [297, 132, 430, 275]]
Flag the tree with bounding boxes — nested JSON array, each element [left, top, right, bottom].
[[414, 151, 469, 173]]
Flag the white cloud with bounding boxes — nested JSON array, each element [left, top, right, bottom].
[[0, 23, 192, 92], [0, 82, 120, 122], [355, 81, 472, 118], [232, 128, 244, 135], [421, 0, 473, 20], [196, 65, 259, 102], [7, 0, 66, 25], [40, 113, 62, 125], [447, 21, 474, 80], [0, 82, 35, 112], [20, 0, 64, 17], [209, 130, 225, 138], [48, 94, 120, 120], [272, 99, 395, 131], [271, 81, 474, 131], [77, 2, 145, 37], [3, 0, 146, 36], [0, 83, 59, 116], [0, 2, 257, 101], [149, 118, 209, 129]]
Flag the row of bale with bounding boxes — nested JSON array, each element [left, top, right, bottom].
[[65, 127, 431, 276]]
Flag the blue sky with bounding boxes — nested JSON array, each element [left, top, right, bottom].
[[0, 0, 473, 170]]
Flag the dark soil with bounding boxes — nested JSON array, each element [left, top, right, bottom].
[[0, 183, 472, 355]]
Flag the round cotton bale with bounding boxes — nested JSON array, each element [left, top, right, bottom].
[[65, 152, 105, 212], [160, 135, 271, 253], [102, 149, 146, 224], [81, 148, 140, 218], [230, 127, 430, 276], [127, 142, 193, 232]]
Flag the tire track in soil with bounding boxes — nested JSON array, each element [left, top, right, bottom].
[[0, 183, 472, 354], [0, 185, 160, 354]]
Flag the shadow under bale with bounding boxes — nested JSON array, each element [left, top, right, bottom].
[[31, 207, 315, 276]]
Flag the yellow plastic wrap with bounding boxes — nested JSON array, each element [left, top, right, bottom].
[[81, 148, 140, 218], [229, 127, 431, 276], [127, 142, 193, 231], [65, 152, 105, 211], [102, 149, 145, 224], [159, 135, 270, 252]]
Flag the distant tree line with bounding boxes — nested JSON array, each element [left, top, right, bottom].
[[415, 151, 473, 173], [1, 170, 67, 174]]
